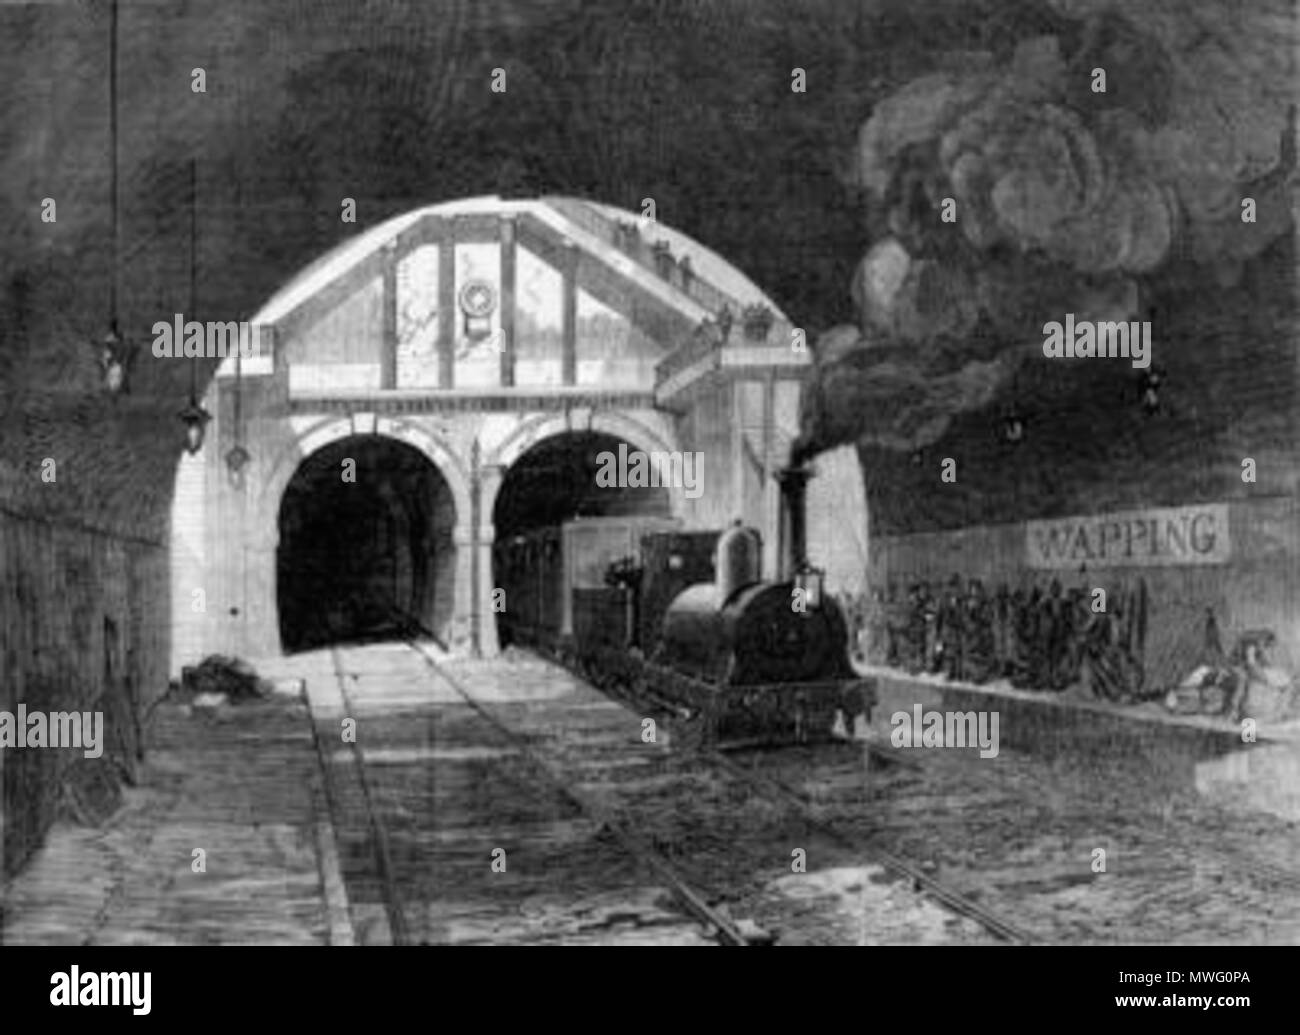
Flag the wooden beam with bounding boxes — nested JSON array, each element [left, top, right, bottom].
[[380, 242, 397, 389], [273, 215, 442, 343], [261, 323, 280, 372], [561, 241, 578, 386], [450, 212, 501, 242], [287, 388, 658, 415], [499, 215, 517, 388], [438, 235, 456, 389], [516, 216, 694, 348], [276, 248, 387, 344]]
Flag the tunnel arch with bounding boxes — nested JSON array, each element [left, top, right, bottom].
[[490, 428, 682, 649], [275, 433, 459, 652], [255, 415, 472, 542], [486, 410, 679, 473]]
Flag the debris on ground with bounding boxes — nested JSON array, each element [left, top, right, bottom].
[[1163, 626, 1299, 722], [180, 655, 272, 704]]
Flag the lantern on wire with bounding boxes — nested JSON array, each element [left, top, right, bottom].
[[91, 0, 138, 396], [95, 322, 136, 394], [1000, 405, 1026, 444], [1139, 366, 1165, 417], [179, 394, 211, 455], [225, 444, 250, 489], [176, 156, 211, 456]]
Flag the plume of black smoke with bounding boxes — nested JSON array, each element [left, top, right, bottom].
[[797, 0, 1296, 462]]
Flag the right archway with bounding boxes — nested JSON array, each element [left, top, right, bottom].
[[491, 430, 676, 648]]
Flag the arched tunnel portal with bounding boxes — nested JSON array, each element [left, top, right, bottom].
[[276, 434, 457, 652]]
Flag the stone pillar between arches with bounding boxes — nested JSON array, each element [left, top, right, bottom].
[[448, 524, 501, 659], [450, 526, 475, 655], [475, 526, 500, 658], [473, 463, 505, 659]]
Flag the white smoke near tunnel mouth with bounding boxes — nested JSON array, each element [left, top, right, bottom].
[[799, 0, 1296, 459]]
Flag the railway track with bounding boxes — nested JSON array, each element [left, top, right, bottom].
[[324, 639, 747, 945], [401, 639, 752, 945], [463, 641, 1035, 943], [319, 636, 1033, 944], [704, 749, 1034, 944], [327, 646, 413, 945], [520, 640, 1034, 944]]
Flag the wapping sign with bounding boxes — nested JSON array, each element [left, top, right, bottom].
[[1026, 503, 1230, 569]]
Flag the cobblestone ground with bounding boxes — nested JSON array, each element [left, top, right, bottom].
[[321, 644, 997, 945], [745, 737, 1300, 944], [454, 648, 1300, 945], [297, 642, 1300, 945]]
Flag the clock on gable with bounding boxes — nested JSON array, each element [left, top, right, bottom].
[[458, 278, 498, 341]]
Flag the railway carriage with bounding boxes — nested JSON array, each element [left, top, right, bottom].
[[493, 525, 564, 647]]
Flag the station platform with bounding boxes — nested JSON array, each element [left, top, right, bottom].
[[2, 668, 341, 946], [858, 664, 1300, 823]]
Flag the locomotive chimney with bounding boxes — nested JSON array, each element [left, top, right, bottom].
[[775, 465, 810, 581]]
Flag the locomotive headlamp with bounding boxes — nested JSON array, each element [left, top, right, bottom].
[[795, 566, 824, 611]]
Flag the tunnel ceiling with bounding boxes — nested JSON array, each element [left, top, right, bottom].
[[1, 0, 1295, 540]]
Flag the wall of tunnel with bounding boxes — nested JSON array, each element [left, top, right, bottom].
[[0, 511, 167, 879]]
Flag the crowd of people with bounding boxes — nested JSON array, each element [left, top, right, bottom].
[[841, 576, 1150, 702]]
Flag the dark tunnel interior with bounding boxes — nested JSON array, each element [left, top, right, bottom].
[[277, 435, 456, 653], [492, 432, 671, 538]]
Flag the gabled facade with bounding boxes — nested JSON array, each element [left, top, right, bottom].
[[170, 196, 823, 669]]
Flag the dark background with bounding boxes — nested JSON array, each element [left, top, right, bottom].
[[0, 0, 1294, 538]]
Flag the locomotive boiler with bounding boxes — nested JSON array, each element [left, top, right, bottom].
[[643, 466, 873, 746]]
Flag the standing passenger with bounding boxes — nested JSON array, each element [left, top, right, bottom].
[[937, 576, 964, 679], [1021, 585, 1046, 688], [905, 583, 927, 673], [962, 579, 995, 683], [884, 580, 903, 667]]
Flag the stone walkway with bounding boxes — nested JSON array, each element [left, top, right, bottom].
[[2, 680, 338, 946]]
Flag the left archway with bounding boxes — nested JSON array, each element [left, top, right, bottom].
[[169, 415, 473, 672], [276, 434, 458, 652]]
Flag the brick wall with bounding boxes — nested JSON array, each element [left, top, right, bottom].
[[0, 510, 168, 881]]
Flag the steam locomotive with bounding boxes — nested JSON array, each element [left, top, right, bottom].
[[495, 466, 876, 749]]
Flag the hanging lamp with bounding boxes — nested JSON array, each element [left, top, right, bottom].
[[179, 157, 210, 454], [93, 0, 136, 394]]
